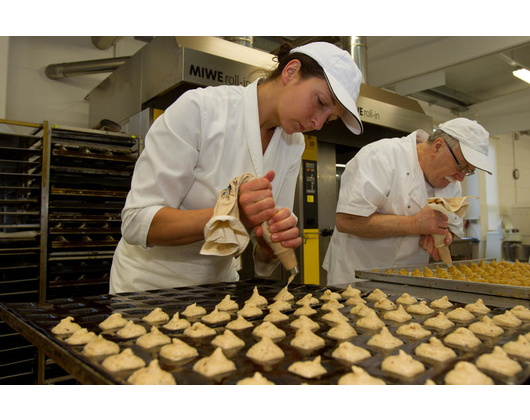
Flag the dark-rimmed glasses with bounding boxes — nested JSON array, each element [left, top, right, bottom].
[[443, 140, 475, 176]]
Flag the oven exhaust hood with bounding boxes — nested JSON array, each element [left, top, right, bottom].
[[87, 36, 432, 134], [87, 36, 274, 128]]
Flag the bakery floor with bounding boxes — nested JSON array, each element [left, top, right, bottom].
[[1, 278, 529, 385]]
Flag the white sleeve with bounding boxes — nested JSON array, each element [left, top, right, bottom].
[[120, 91, 202, 248], [336, 144, 394, 217]]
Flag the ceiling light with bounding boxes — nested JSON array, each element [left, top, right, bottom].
[[513, 68, 530, 84]]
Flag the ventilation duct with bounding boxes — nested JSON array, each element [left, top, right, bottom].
[[342, 36, 368, 84], [45, 57, 130, 80]]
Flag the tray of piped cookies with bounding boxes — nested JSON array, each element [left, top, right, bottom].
[[355, 259, 530, 300], [1, 278, 530, 385]]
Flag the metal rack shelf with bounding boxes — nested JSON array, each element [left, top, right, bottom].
[[0, 120, 44, 302], [0, 119, 140, 384], [44, 125, 139, 299], [0, 118, 47, 384]]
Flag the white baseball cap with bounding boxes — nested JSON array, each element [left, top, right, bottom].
[[290, 42, 364, 135], [438, 118, 492, 175]]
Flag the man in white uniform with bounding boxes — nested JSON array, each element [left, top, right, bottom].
[[323, 118, 491, 286]]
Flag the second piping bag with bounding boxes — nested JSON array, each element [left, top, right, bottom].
[[426, 196, 476, 265], [200, 172, 299, 281]]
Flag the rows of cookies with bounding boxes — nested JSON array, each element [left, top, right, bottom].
[[352, 288, 530, 383], [384, 259, 530, 287], [50, 286, 352, 384], [48, 284, 530, 385]]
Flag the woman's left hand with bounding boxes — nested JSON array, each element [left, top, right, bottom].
[[255, 207, 302, 252], [269, 207, 302, 248]]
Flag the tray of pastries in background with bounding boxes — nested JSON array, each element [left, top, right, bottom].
[[355, 259, 530, 300]]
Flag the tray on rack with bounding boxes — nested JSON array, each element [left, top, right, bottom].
[[355, 259, 530, 300]]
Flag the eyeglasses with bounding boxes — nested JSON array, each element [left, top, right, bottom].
[[443, 140, 475, 176]]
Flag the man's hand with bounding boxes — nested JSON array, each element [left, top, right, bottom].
[[415, 205, 452, 261], [419, 230, 453, 261], [412, 206, 449, 236]]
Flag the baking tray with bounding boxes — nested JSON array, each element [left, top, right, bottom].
[[356, 259, 530, 300], [1, 278, 530, 385]]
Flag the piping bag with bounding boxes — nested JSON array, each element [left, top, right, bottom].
[[200, 172, 299, 283], [261, 220, 299, 284], [200, 173, 257, 258], [426, 196, 476, 265]]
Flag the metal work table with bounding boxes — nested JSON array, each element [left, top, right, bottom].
[[1, 277, 529, 385], [0, 279, 334, 385], [0, 305, 114, 384]]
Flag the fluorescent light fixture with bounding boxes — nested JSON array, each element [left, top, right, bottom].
[[336, 164, 346, 168], [513, 68, 530, 84]]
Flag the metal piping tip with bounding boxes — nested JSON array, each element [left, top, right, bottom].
[[289, 266, 299, 277]]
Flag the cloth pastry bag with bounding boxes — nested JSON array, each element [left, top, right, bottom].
[[426, 196, 475, 265], [200, 172, 257, 258]]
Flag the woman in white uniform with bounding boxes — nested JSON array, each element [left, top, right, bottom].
[[324, 118, 491, 286], [110, 42, 364, 293]]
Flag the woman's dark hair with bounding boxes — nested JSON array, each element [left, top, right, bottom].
[[262, 43, 325, 82]]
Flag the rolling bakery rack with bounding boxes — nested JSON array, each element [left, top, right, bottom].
[[45, 124, 139, 299], [0, 118, 140, 384]]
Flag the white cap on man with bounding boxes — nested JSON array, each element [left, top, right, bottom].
[[438, 118, 492, 175]]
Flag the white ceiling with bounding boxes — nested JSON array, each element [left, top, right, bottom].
[[254, 36, 530, 136]]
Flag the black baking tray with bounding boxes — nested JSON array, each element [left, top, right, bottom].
[[1, 278, 530, 385]]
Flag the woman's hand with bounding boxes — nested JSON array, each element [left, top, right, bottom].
[[263, 207, 302, 249], [239, 170, 301, 263], [238, 170, 277, 229], [253, 207, 302, 261]]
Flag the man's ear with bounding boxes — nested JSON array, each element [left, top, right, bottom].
[[433, 137, 444, 154]]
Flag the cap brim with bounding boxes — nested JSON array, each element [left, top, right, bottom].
[[323, 72, 363, 135], [460, 143, 492, 175]]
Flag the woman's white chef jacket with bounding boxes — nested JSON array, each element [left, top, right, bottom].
[[323, 130, 464, 286], [109, 80, 305, 293]]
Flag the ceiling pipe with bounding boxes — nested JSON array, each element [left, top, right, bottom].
[[342, 36, 368, 84], [45, 57, 130, 80], [288, 36, 341, 48], [223, 36, 254, 48], [91, 36, 122, 50], [498, 52, 529, 71]]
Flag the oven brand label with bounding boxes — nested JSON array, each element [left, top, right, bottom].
[[357, 107, 381, 120], [189, 65, 251, 86]]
